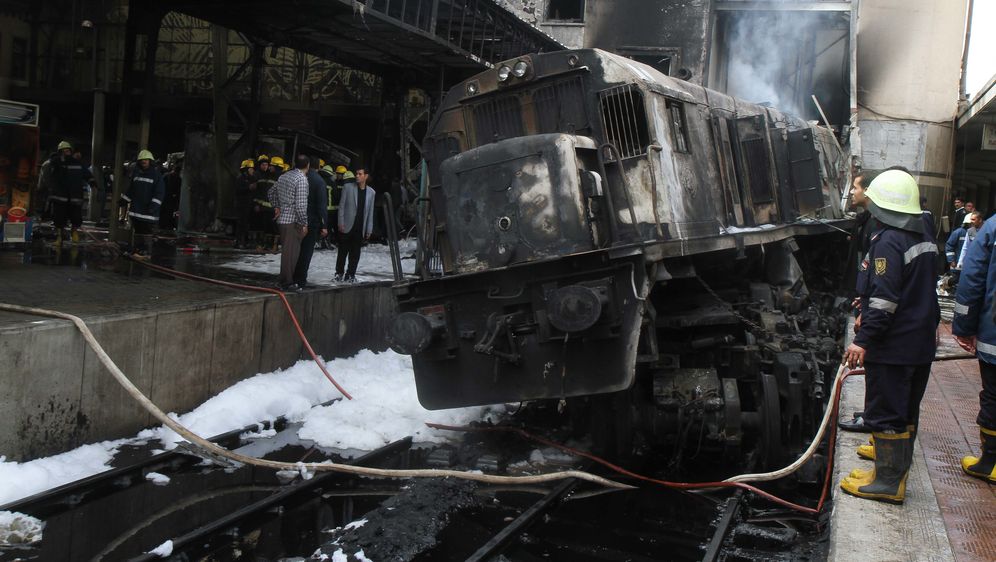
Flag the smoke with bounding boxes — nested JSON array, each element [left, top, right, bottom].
[[723, 10, 828, 118]]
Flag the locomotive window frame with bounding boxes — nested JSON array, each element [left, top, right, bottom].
[[598, 84, 650, 160], [665, 99, 690, 154]]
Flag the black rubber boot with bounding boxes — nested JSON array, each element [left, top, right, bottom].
[[841, 430, 912, 504], [961, 427, 996, 483], [839, 411, 871, 433]]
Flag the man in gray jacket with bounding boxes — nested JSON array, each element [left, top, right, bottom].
[[335, 167, 376, 282]]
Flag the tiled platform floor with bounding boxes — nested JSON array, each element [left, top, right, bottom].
[[919, 324, 996, 562]]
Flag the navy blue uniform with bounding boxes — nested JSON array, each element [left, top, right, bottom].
[[945, 227, 967, 264], [855, 225, 940, 432], [122, 166, 165, 224], [48, 155, 92, 229], [952, 216, 996, 429]]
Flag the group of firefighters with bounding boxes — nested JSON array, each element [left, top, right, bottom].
[[45, 140, 166, 253], [840, 169, 995, 507], [234, 154, 354, 251]]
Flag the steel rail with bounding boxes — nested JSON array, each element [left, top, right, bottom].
[[129, 436, 414, 562]]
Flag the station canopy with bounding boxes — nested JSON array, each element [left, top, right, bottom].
[[162, 0, 564, 76], [956, 75, 996, 210]]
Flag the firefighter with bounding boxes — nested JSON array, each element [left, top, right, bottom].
[[120, 149, 165, 255], [952, 214, 996, 484], [319, 164, 338, 248], [235, 159, 257, 248], [48, 140, 92, 244], [840, 169, 940, 504], [254, 154, 279, 249]]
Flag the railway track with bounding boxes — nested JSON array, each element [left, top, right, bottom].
[[1, 419, 827, 561]]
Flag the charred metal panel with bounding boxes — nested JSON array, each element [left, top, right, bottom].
[[396, 253, 648, 409], [440, 133, 596, 273], [787, 129, 825, 217], [710, 113, 746, 226], [768, 126, 798, 224], [730, 114, 780, 224]]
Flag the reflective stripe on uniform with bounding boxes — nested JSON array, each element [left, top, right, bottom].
[[869, 297, 898, 313], [128, 211, 157, 221], [954, 302, 970, 315], [903, 242, 937, 264], [48, 195, 69, 202], [121, 194, 132, 202], [134, 177, 154, 184], [976, 340, 996, 357], [151, 198, 162, 205]]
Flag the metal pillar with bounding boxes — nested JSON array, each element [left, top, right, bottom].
[[211, 25, 232, 219], [88, 26, 105, 222], [110, 1, 163, 240], [109, 3, 139, 241]]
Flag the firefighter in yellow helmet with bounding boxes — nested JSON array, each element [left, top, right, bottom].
[[121, 149, 164, 255], [235, 158, 257, 247], [840, 170, 940, 504], [253, 154, 279, 249], [47, 140, 92, 244]]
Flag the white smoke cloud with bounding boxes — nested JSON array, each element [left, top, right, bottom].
[[723, 9, 828, 118]]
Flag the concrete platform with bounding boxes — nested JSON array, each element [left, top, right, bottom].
[[830, 322, 995, 562], [0, 243, 399, 461]]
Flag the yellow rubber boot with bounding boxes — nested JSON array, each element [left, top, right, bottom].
[[961, 427, 996, 483], [857, 435, 875, 460], [841, 431, 912, 504], [71, 229, 80, 243]]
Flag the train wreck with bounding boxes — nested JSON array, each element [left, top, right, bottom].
[[387, 49, 851, 468]]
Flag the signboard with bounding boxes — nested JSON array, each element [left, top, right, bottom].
[[0, 99, 40, 127], [984, 123, 996, 151]]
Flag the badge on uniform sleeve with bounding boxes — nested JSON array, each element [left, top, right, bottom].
[[874, 258, 887, 275]]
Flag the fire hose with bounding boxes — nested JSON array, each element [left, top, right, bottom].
[[0, 302, 632, 490], [431, 364, 860, 515], [1, 253, 859, 513]]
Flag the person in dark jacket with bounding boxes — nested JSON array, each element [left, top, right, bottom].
[[48, 140, 92, 244], [235, 159, 258, 248], [121, 149, 165, 255], [946, 214, 971, 267], [840, 170, 939, 505], [160, 156, 182, 231], [293, 156, 329, 288], [951, 215, 996, 484]]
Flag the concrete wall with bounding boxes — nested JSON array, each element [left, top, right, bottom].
[[856, 0, 970, 213], [0, 284, 398, 461]]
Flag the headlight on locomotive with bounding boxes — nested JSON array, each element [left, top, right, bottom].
[[387, 307, 447, 355]]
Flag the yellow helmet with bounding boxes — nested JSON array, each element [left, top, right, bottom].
[[271, 156, 285, 167], [866, 170, 923, 233], [241, 159, 255, 169], [257, 154, 270, 163], [58, 140, 73, 151], [321, 165, 336, 174], [342, 170, 355, 180], [319, 158, 326, 168], [137, 149, 154, 161], [335, 165, 348, 174]]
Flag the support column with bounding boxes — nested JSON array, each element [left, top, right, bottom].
[[109, 4, 139, 241], [212, 25, 232, 220]]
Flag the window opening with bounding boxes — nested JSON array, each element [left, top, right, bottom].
[[599, 84, 650, 160], [666, 100, 690, 153], [546, 0, 585, 22]]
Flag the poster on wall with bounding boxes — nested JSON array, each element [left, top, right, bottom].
[[984, 124, 996, 151]]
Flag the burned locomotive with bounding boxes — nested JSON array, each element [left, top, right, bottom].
[[388, 49, 851, 467]]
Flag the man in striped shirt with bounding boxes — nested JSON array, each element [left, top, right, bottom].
[[270, 155, 310, 290]]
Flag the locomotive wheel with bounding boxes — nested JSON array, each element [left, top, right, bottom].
[[758, 374, 783, 469]]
